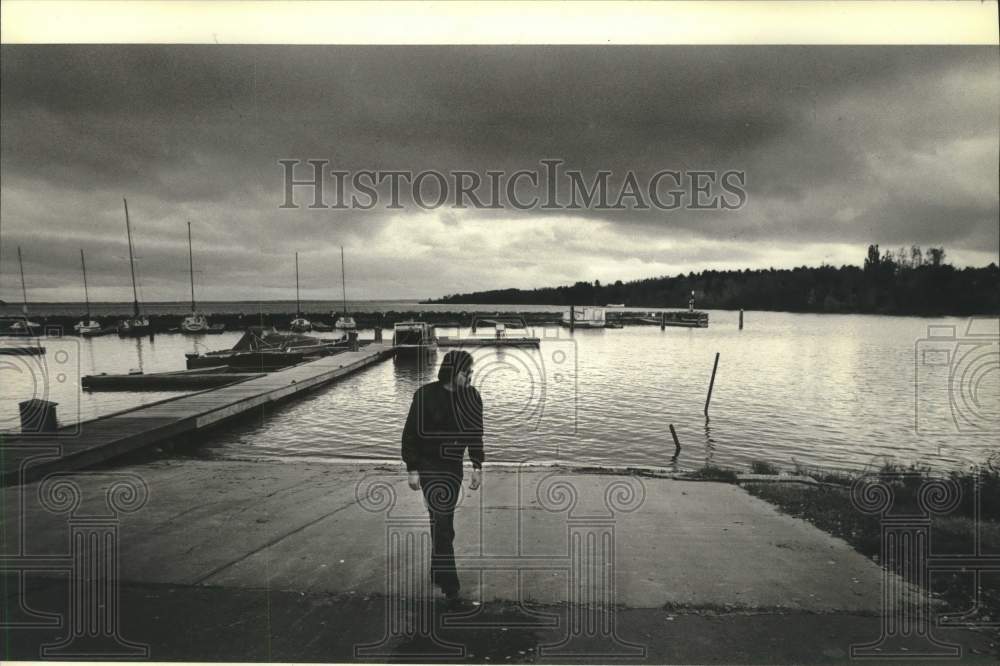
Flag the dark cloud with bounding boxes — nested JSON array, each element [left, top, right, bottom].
[[1, 46, 996, 301]]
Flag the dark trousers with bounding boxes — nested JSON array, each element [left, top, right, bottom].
[[418, 470, 462, 594]]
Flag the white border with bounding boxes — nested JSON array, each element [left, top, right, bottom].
[[1, 1, 997, 45]]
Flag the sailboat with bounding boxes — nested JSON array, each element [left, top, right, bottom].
[[180, 221, 224, 334], [117, 198, 152, 337], [289, 252, 312, 333], [333, 246, 356, 331], [4, 247, 42, 336], [73, 249, 102, 335]]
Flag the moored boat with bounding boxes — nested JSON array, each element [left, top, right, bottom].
[[74, 249, 102, 335], [6, 248, 43, 336], [180, 222, 224, 334], [74, 321, 103, 335], [2, 319, 42, 336], [392, 321, 437, 352], [117, 198, 153, 337], [289, 316, 313, 333], [0, 317, 45, 352], [185, 326, 347, 370], [333, 246, 357, 331], [560, 307, 608, 329], [334, 315, 357, 330], [180, 312, 210, 333], [289, 251, 312, 332]]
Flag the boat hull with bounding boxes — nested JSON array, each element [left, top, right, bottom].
[[180, 323, 226, 334]]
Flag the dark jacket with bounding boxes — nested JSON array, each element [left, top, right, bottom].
[[402, 381, 484, 474]]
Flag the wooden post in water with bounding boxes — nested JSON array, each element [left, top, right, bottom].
[[739, 309, 744, 330], [704, 352, 720, 416], [660, 312, 665, 331], [669, 424, 681, 460], [570, 305, 575, 332]]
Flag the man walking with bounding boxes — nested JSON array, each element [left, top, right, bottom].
[[401, 350, 484, 601]]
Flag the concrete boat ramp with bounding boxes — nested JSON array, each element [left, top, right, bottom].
[[5, 461, 995, 661], [0, 343, 394, 486]]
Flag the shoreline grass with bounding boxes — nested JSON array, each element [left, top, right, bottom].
[[740, 460, 1000, 628]]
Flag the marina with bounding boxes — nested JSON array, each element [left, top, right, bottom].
[[1, 307, 996, 475], [1, 342, 394, 486], [3, 28, 998, 663]]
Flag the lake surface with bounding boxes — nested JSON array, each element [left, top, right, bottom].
[[2, 309, 997, 473]]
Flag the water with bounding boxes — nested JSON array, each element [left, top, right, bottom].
[[2, 310, 997, 474]]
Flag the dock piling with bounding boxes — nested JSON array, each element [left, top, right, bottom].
[[739, 309, 744, 330], [570, 305, 575, 332], [704, 352, 720, 416], [669, 424, 681, 460], [660, 312, 665, 330]]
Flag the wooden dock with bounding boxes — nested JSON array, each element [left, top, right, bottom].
[[436, 336, 540, 348], [0, 343, 394, 486]]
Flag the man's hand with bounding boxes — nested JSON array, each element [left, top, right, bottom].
[[469, 467, 482, 491], [408, 471, 421, 491]]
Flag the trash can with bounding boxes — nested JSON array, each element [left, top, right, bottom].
[[20, 398, 59, 433]]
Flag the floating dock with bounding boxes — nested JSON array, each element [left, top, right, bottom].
[[436, 336, 540, 348], [0, 345, 45, 356], [1, 343, 394, 486], [622, 311, 710, 328], [81, 366, 265, 391]]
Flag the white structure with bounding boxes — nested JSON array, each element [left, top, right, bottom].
[[561, 307, 607, 328]]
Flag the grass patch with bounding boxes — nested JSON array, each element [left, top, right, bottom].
[[789, 461, 856, 486], [688, 465, 739, 483], [745, 462, 1000, 623], [749, 460, 780, 475]]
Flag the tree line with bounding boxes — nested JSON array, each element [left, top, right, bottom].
[[427, 245, 1000, 316]]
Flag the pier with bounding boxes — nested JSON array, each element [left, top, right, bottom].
[[1, 343, 394, 486], [436, 336, 540, 348]]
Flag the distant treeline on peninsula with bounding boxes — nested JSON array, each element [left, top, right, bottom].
[[426, 245, 1000, 316]]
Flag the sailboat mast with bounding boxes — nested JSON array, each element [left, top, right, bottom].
[[340, 246, 348, 315], [295, 252, 301, 315], [80, 249, 91, 318], [17, 246, 28, 315], [187, 221, 196, 311], [123, 198, 140, 319]]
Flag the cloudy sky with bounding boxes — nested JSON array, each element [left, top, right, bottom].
[[1, 46, 996, 302]]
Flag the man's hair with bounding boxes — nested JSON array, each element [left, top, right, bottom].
[[438, 349, 474, 384]]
